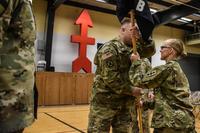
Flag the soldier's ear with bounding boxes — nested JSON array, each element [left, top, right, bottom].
[[121, 27, 126, 32], [0, 0, 8, 16], [169, 47, 175, 55]]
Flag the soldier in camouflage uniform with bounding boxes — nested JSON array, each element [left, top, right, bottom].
[[130, 57, 155, 133], [129, 39, 196, 133], [87, 18, 144, 133], [0, 0, 36, 132]]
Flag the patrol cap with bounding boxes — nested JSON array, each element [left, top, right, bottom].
[[166, 39, 187, 58], [0, 0, 8, 16]]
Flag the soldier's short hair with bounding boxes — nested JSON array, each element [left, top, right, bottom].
[[121, 18, 131, 26]]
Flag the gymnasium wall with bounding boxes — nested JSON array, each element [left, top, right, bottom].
[[32, 0, 200, 71]]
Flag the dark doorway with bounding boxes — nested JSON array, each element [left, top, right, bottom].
[[97, 43, 104, 49], [178, 53, 200, 92]]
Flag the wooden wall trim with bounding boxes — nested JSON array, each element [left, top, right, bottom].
[[36, 72, 94, 106]]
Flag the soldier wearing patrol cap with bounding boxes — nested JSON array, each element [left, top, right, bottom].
[[129, 39, 196, 133], [0, 0, 36, 133]]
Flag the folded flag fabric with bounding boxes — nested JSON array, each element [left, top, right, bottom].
[[116, 0, 155, 41]]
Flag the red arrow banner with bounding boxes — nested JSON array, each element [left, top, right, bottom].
[[71, 9, 95, 73]]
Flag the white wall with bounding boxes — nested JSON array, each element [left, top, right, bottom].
[[50, 4, 120, 72]]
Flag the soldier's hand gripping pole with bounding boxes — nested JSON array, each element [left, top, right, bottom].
[[130, 10, 143, 133]]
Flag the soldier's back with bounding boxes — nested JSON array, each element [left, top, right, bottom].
[[0, 0, 36, 132]]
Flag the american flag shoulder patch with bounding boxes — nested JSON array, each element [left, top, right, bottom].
[[102, 52, 113, 60]]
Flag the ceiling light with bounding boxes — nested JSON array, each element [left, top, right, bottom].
[[181, 17, 192, 22], [150, 8, 157, 13], [193, 13, 200, 17], [177, 19, 187, 23], [177, 19, 188, 23], [96, 0, 106, 3]]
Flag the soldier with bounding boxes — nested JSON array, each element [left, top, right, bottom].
[[130, 57, 155, 133], [128, 22, 156, 133], [0, 0, 37, 133], [129, 39, 196, 133], [87, 18, 157, 133]]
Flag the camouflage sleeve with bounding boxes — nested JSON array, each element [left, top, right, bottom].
[[129, 60, 172, 89], [143, 58, 152, 71], [129, 58, 151, 86], [12, 0, 36, 45], [129, 59, 155, 110], [99, 44, 133, 95]]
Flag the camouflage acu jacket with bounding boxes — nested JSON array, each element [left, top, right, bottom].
[[0, 0, 36, 132], [129, 60, 195, 129], [90, 37, 135, 109]]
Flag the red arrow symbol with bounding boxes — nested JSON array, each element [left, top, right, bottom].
[[71, 9, 95, 73]]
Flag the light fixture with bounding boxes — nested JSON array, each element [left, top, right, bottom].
[[96, 0, 106, 3], [177, 17, 192, 23], [150, 8, 157, 13], [177, 19, 188, 23], [193, 13, 200, 17], [181, 17, 192, 22]]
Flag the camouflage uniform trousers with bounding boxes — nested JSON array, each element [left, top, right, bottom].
[[88, 105, 135, 133], [153, 127, 197, 133]]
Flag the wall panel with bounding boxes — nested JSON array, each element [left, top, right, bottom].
[[36, 72, 46, 105], [75, 74, 90, 104], [44, 72, 61, 105], [36, 72, 94, 106], [60, 74, 76, 104]]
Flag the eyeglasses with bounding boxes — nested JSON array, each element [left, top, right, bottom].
[[160, 46, 171, 49]]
